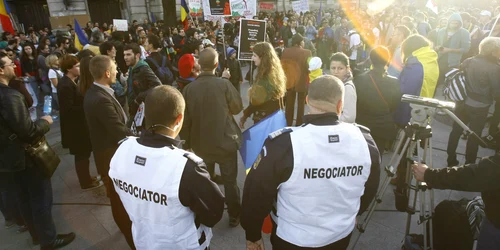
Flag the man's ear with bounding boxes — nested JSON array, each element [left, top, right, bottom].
[[305, 95, 309, 104], [214, 61, 219, 69]]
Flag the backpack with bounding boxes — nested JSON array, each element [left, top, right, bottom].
[[341, 32, 358, 57], [443, 68, 467, 102], [147, 56, 174, 86], [433, 199, 474, 250]]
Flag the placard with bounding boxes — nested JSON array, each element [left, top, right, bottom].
[[291, 0, 310, 14], [188, 0, 203, 16], [259, 2, 275, 11], [209, 0, 232, 16], [238, 19, 266, 61], [113, 19, 128, 31], [203, 0, 256, 20]]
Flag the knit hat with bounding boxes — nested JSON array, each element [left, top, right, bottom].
[[178, 54, 195, 78], [0, 41, 7, 50], [227, 47, 236, 57], [309, 57, 322, 71]]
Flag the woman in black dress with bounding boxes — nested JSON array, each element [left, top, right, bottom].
[[57, 55, 102, 190]]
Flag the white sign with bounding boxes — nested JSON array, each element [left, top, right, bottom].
[[203, 0, 256, 20], [113, 19, 128, 31], [291, 0, 309, 14]]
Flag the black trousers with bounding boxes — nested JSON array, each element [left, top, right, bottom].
[[74, 150, 93, 188], [447, 103, 489, 166], [205, 152, 241, 218], [489, 101, 500, 136], [285, 90, 306, 126]]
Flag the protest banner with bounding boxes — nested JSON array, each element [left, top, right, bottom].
[[203, 0, 256, 21], [238, 18, 266, 61], [113, 19, 128, 31], [291, 0, 310, 14], [188, 0, 203, 16], [208, 0, 231, 16], [259, 2, 275, 12]]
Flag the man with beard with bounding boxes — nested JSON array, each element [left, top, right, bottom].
[[435, 13, 471, 87], [124, 43, 161, 118]]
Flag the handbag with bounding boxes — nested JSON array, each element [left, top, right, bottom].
[[25, 136, 60, 178]]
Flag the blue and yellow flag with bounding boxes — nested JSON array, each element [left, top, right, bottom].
[[239, 110, 287, 174], [74, 19, 89, 51]]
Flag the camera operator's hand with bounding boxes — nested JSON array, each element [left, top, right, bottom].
[[246, 239, 265, 250], [412, 163, 428, 182]]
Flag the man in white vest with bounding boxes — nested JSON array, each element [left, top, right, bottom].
[[241, 75, 381, 250], [108, 85, 225, 250]]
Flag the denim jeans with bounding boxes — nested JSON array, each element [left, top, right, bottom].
[[14, 160, 57, 247], [476, 217, 500, 250], [447, 103, 489, 166], [205, 152, 241, 218]]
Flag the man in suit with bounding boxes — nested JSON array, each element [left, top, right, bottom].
[[281, 34, 312, 126], [83, 55, 130, 196]]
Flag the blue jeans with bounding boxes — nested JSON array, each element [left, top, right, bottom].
[[14, 159, 57, 247], [477, 217, 500, 250]]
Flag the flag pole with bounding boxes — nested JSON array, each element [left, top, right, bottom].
[[489, 14, 500, 37]]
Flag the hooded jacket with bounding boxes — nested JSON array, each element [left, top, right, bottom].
[[127, 60, 162, 116], [436, 13, 471, 68], [393, 46, 439, 125]]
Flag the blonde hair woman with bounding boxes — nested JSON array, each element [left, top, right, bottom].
[[239, 42, 286, 128], [46, 54, 62, 113]]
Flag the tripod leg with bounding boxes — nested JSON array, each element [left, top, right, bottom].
[[405, 141, 419, 236], [348, 136, 413, 250], [428, 139, 435, 250]]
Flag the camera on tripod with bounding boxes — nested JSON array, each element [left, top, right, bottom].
[[401, 95, 456, 127]]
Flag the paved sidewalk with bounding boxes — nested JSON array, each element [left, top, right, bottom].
[[0, 71, 492, 250]]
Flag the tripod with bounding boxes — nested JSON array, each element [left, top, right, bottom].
[[349, 96, 487, 250], [349, 113, 435, 250]]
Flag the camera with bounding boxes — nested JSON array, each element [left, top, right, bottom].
[[401, 95, 455, 110]]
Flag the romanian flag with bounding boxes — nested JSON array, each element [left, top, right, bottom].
[[0, 0, 14, 34], [74, 19, 89, 51], [181, 0, 190, 31]]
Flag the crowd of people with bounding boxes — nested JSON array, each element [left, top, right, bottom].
[[0, 1, 500, 250]]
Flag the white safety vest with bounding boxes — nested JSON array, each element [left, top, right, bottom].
[[109, 137, 212, 250], [272, 123, 372, 248]]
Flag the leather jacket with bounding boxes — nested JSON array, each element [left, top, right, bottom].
[[0, 84, 50, 172]]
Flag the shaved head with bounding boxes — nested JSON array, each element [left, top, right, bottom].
[[199, 47, 218, 71]]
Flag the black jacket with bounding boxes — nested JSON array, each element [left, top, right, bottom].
[[83, 84, 130, 153], [127, 61, 162, 117], [425, 153, 500, 230], [226, 57, 243, 87], [463, 55, 500, 105], [181, 72, 243, 160], [58, 76, 92, 155], [241, 113, 381, 248], [354, 68, 401, 140], [109, 132, 225, 250], [0, 84, 50, 172]]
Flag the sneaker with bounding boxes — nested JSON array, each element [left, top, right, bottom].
[[92, 175, 102, 182], [17, 225, 28, 233], [481, 135, 498, 149], [4, 220, 15, 229], [229, 216, 240, 227], [41, 233, 76, 250], [81, 180, 104, 191]]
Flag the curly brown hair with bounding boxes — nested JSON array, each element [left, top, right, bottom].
[[252, 42, 286, 100]]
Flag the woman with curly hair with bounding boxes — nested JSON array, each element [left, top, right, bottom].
[[239, 42, 286, 128]]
